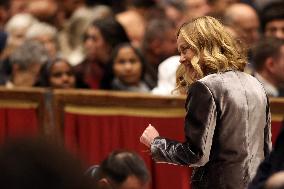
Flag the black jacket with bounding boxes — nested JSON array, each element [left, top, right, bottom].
[[248, 124, 284, 189]]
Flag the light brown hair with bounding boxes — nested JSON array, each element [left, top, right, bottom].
[[175, 16, 247, 93]]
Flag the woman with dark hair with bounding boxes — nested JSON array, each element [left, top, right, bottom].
[[101, 43, 150, 92], [74, 17, 130, 89], [36, 58, 77, 89]]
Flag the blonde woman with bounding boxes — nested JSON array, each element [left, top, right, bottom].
[[140, 16, 271, 189]]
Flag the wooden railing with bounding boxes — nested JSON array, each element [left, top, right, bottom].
[[52, 89, 185, 139], [0, 88, 281, 140], [0, 87, 48, 141], [269, 97, 284, 143]]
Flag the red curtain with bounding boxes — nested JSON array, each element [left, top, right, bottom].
[[0, 108, 39, 144], [271, 120, 283, 144], [63, 112, 283, 189], [64, 112, 192, 189]]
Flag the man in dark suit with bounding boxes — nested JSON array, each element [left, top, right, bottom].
[[249, 122, 284, 189]]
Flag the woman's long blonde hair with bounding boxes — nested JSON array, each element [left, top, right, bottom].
[[175, 16, 247, 94]]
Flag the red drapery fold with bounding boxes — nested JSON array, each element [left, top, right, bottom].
[[63, 112, 283, 189], [0, 108, 39, 144], [64, 112, 192, 189], [271, 120, 283, 144]]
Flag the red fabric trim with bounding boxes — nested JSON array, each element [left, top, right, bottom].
[[64, 112, 192, 189], [0, 108, 39, 144]]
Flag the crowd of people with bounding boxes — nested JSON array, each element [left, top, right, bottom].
[[0, 0, 284, 189], [0, 0, 282, 96]]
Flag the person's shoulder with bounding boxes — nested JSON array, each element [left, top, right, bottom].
[[199, 70, 256, 83], [197, 71, 266, 96], [197, 71, 226, 86], [197, 70, 255, 91]]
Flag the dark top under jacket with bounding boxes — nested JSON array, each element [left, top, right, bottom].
[[248, 124, 284, 189]]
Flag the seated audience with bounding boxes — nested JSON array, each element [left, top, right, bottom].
[[25, 21, 59, 60], [4, 13, 38, 51], [101, 43, 150, 92], [159, 0, 186, 28], [223, 3, 260, 49], [35, 58, 78, 89], [260, 1, 284, 40], [2, 13, 38, 81], [58, 5, 113, 66], [25, 0, 58, 26], [0, 137, 95, 189], [0, 1, 9, 29], [116, 0, 156, 48], [74, 17, 130, 89], [258, 1, 284, 96], [7, 39, 48, 88], [87, 150, 150, 189], [209, 0, 238, 19], [183, 0, 211, 20], [141, 18, 177, 89], [251, 37, 284, 97]]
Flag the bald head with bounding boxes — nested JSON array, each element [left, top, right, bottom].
[[224, 3, 260, 47], [225, 3, 258, 23], [265, 172, 284, 189]]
